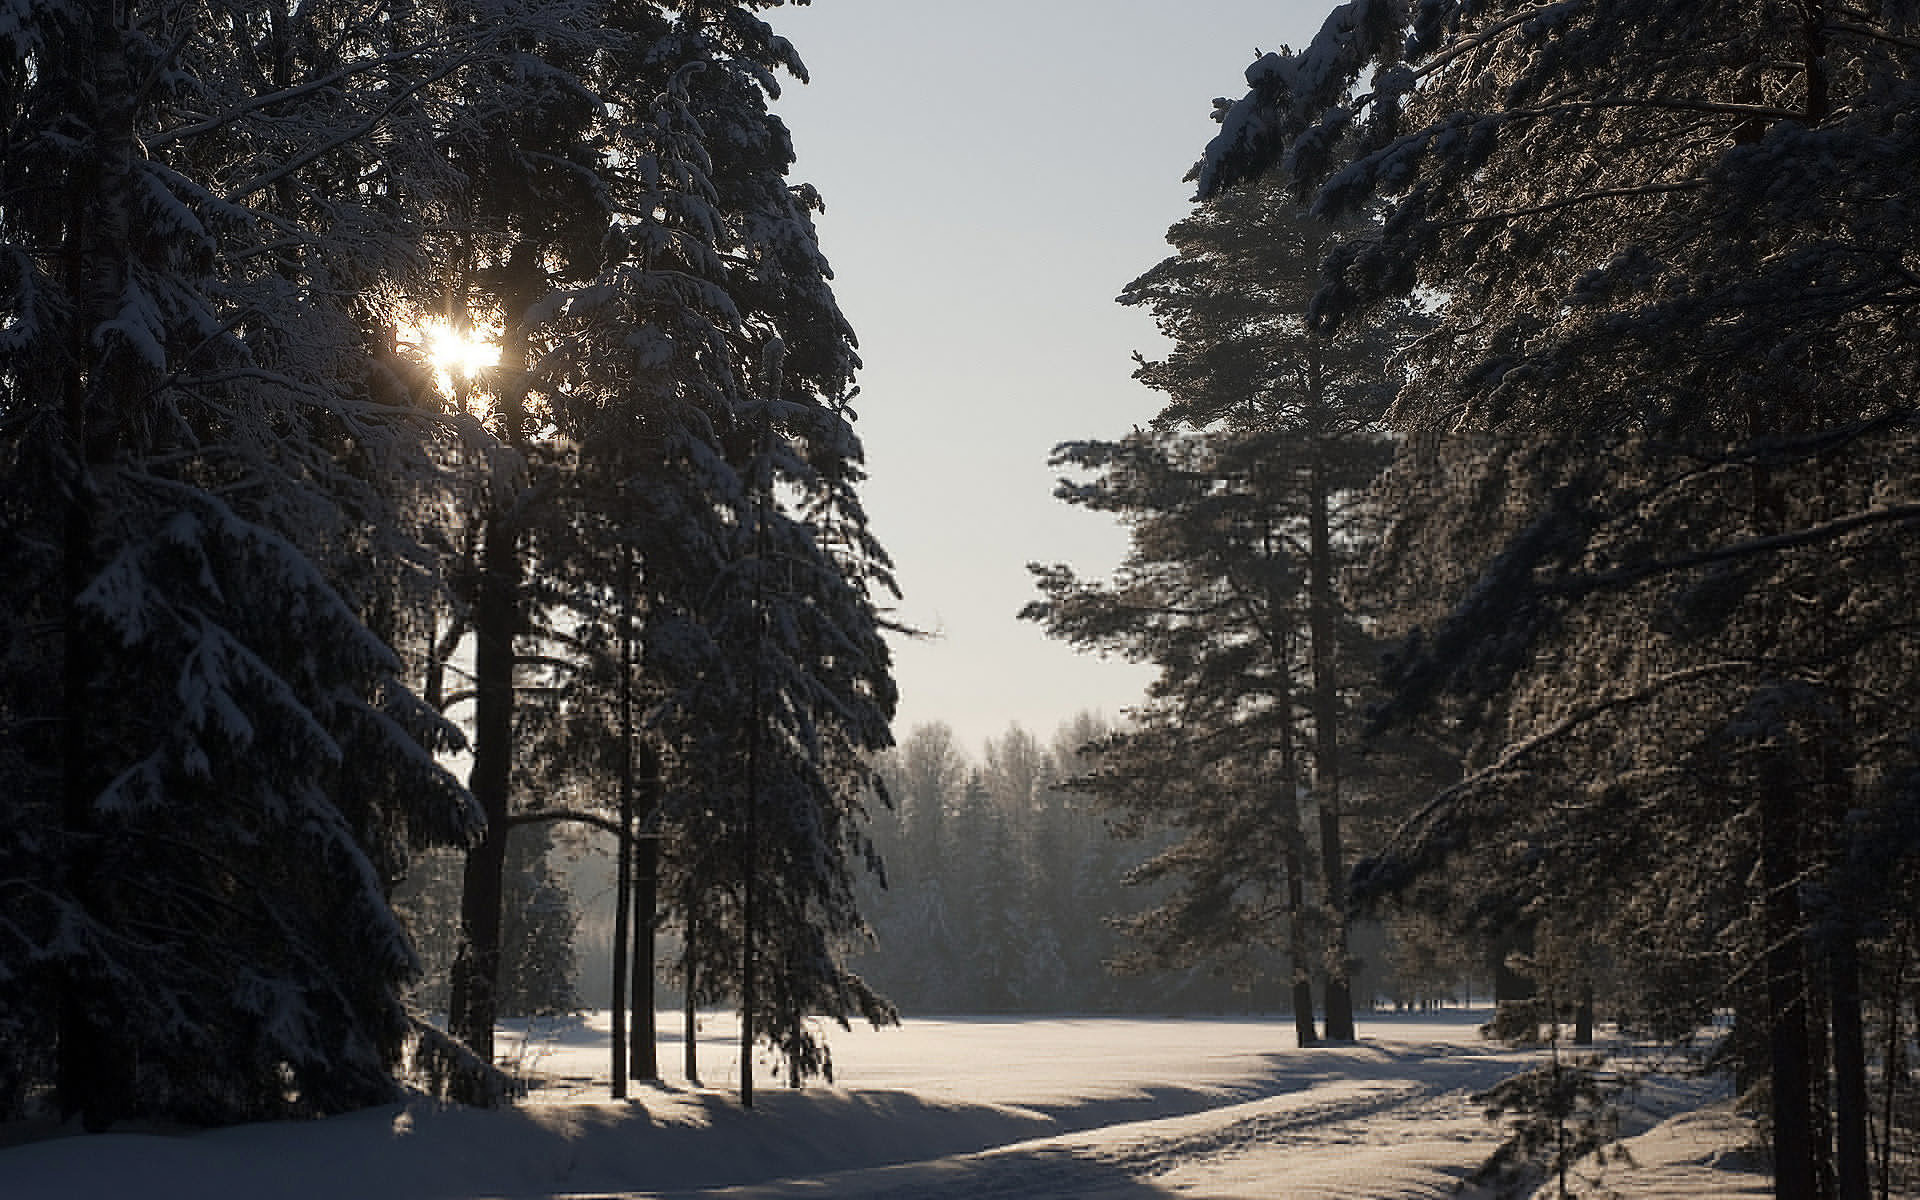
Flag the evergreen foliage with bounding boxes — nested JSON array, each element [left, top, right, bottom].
[[855, 719, 1326, 1016], [1196, 4, 1920, 1196], [1469, 1048, 1630, 1200], [1, 0, 894, 1123], [0, 0, 479, 1125], [368, 0, 897, 1099], [1026, 173, 1441, 1042]]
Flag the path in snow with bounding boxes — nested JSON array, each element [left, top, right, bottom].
[[517, 1013, 1561, 1199], [666, 1081, 1501, 1200]]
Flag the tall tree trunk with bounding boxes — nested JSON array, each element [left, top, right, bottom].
[[610, 551, 637, 1096], [56, 5, 138, 1128], [740, 706, 759, 1108], [1809, 941, 1835, 1200], [1812, 397, 1868, 1200], [57, 227, 110, 1133], [57, 351, 116, 1126], [1255, 489, 1319, 1048], [1742, 430, 1820, 1200], [630, 742, 661, 1082], [1274, 629, 1318, 1047], [1285, 828, 1318, 1046], [683, 891, 702, 1086], [1762, 769, 1819, 1200], [447, 504, 518, 1081], [56, 306, 119, 1131], [1877, 931, 1908, 1200], [1306, 437, 1354, 1041], [1830, 935, 1870, 1200], [609, 735, 633, 1099], [447, 250, 538, 1088], [737, 394, 776, 1109]]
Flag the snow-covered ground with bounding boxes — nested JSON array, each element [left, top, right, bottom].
[[3, 1010, 1770, 1199]]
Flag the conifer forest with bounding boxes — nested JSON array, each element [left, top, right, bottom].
[[4, 3, 1920, 1200]]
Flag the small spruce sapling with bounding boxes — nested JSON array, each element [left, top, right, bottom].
[[1470, 998, 1635, 1199]]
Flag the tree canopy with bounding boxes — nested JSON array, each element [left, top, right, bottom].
[[1184, 4, 1920, 1197], [1, 0, 896, 1124]]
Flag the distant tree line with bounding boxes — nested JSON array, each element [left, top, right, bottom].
[[405, 709, 1491, 1023], [854, 718, 1248, 1015], [849, 718, 1485, 1017], [1031, 6, 1920, 1200], [1, 0, 891, 1127]]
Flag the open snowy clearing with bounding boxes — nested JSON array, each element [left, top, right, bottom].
[[3, 1010, 1770, 1199]]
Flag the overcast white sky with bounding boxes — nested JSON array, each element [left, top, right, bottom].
[[769, 0, 1331, 755]]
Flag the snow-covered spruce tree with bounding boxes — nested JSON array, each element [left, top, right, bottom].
[[652, 6, 898, 1104], [1199, 5, 1920, 1197], [428, 0, 613, 1081], [530, 0, 876, 1094], [0, 0, 476, 1126], [688, 367, 897, 1102], [486, 1, 896, 1101]]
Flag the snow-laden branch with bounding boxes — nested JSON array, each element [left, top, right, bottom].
[[1498, 96, 1805, 125], [222, 58, 472, 203], [1359, 657, 1762, 897], [147, 35, 485, 150], [1561, 502, 1920, 595], [505, 808, 663, 844], [1431, 179, 1706, 228], [1827, 19, 1920, 53]]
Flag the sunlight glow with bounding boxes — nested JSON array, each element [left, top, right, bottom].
[[423, 319, 502, 379]]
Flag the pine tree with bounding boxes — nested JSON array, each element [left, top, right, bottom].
[[1027, 429, 1333, 1035], [1028, 174, 1419, 1041], [1199, 6, 1920, 1196], [1126, 171, 1416, 1038]]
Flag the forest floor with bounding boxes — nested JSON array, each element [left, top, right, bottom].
[[3, 1009, 1773, 1199]]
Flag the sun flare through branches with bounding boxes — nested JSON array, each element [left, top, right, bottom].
[[421, 319, 502, 381]]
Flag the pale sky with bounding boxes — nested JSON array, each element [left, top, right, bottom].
[[770, 0, 1330, 755]]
